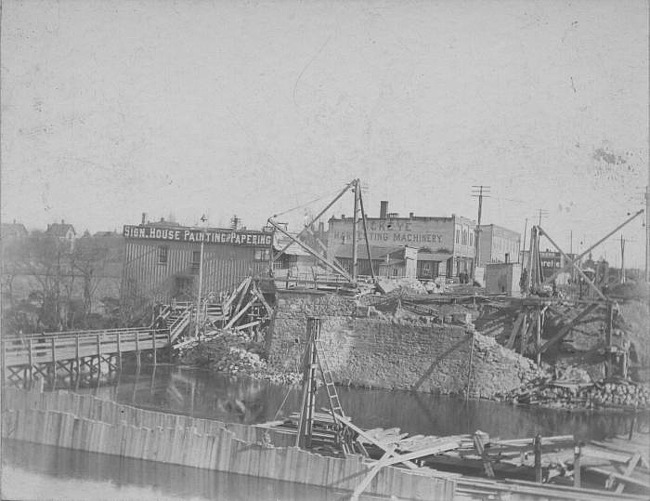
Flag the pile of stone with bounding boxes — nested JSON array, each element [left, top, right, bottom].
[[178, 329, 302, 384], [501, 377, 650, 411]]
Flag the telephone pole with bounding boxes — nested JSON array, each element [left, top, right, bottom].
[[537, 208, 549, 227], [620, 234, 626, 284], [194, 214, 208, 338], [471, 186, 490, 271]]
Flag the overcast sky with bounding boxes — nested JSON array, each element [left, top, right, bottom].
[[2, 0, 648, 267]]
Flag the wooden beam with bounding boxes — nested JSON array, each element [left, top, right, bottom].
[[506, 313, 525, 350], [273, 180, 354, 260], [351, 446, 397, 500], [225, 297, 257, 329], [536, 303, 599, 354], [615, 452, 641, 494], [268, 218, 353, 282], [538, 226, 609, 301], [251, 283, 273, 317]]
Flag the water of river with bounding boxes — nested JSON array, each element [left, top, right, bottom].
[[73, 363, 641, 441], [2, 363, 646, 500]]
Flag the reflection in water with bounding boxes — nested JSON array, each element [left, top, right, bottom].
[[1, 439, 365, 501], [58, 363, 645, 442]]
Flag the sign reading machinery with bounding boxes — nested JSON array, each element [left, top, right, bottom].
[[123, 225, 272, 247]]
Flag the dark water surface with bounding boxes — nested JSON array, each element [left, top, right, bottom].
[[3, 363, 647, 500], [77, 364, 642, 441]]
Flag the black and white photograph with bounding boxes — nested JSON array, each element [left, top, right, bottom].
[[1, 0, 649, 499]]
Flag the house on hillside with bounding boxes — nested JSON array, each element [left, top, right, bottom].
[[45, 220, 76, 249], [1, 221, 28, 240]]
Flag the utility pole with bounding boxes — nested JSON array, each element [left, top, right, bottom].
[[620, 234, 625, 284], [522, 218, 528, 267], [537, 208, 549, 227], [570, 230, 574, 282], [351, 179, 360, 281], [194, 214, 208, 338], [471, 186, 490, 272]]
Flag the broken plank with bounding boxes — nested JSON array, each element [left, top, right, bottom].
[[333, 413, 419, 470]]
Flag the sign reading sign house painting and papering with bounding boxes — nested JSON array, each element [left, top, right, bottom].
[[122, 225, 273, 246]]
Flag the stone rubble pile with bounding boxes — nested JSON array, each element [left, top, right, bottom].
[[178, 329, 302, 385], [500, 377, 650, 411]]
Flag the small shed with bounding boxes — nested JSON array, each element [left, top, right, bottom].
[[485, 262, 522, 296]]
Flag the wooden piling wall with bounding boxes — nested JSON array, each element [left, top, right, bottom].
[[2, 388, 457, 499]]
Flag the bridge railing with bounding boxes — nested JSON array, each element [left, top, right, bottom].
[[3, 329, 170, 367], [3, 327, 154, 341]]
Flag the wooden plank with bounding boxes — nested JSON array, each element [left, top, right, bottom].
[[615, 452, 642, 494], [587, 466, 650, 489]]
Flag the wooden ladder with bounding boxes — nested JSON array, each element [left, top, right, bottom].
[[314, 338, 345, 420]]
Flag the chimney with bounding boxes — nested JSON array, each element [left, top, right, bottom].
[[318, 221, 325, 236], [341, 214, 345, 219], [61, 219, 65, 225], [409, 212, 414, 218], [141, 212, 147, 225], [380, 201, 388, 219]]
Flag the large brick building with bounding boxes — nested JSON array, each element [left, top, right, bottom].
[[478, 224, 521, 265], [327, 201, 476, 279]]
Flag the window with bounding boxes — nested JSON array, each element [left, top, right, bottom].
[[254, 248, 270, 261], [455, 229, 460, 244], [462, 230, 468, 245], [191, 250, 201, 273], [158, 246, 168, 265], [469, 232, 473, 246]]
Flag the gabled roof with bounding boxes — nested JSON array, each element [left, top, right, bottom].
[[1, 223, 28, 238], [46, 223, 76, 238]]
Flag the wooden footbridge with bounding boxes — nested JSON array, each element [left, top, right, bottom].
[[2, 303, 195, 388], [1, 278, 267, 389]]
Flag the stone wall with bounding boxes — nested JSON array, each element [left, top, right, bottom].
[[268, 291, 540, 397]]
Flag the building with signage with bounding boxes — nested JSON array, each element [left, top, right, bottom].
[[539, 249, 578, 280], [121, 220, 274, 305], [327, 201, 476, 279], [477, 224, 521, 265]]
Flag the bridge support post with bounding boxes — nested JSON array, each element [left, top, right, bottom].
[[152, 330, 157, 366], [76, 334, 80, 376], [28, 338, 34, 387], [117, 332, 122, 370], [51, 337, 57, 384], [136, 330, 141, 369], [97, 335, 102, 376]]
